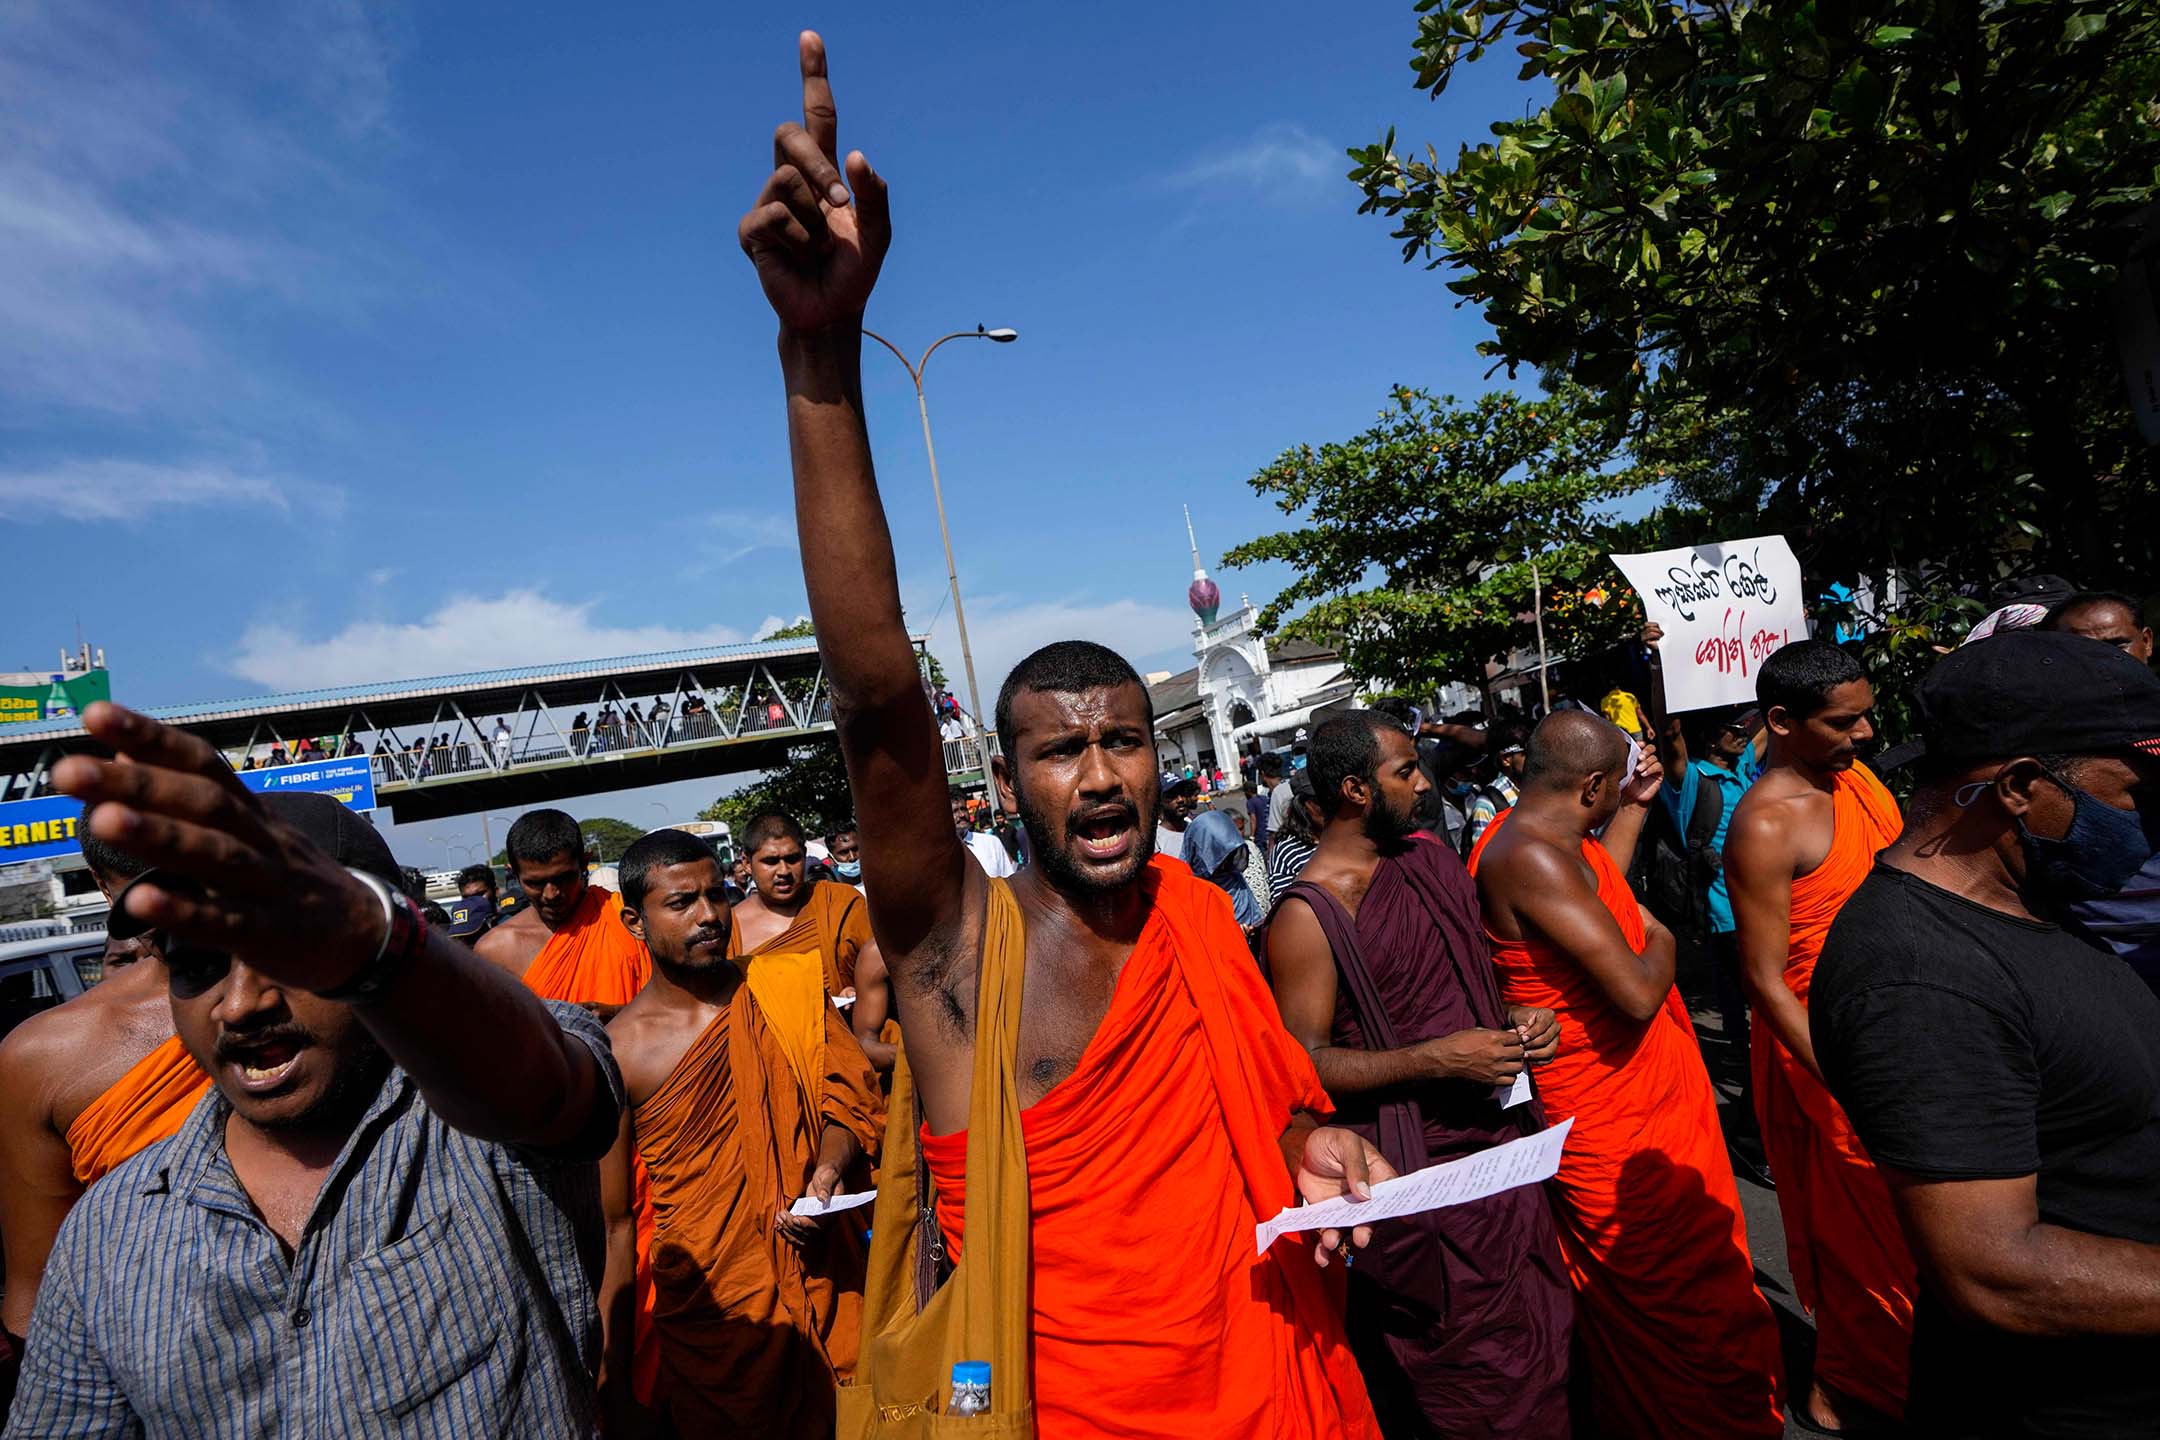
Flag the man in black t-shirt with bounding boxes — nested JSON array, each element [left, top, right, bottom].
[[1814, 631, 2160, 1437]]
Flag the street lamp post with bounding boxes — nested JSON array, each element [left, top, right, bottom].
[[862, 325, 1016, 797]]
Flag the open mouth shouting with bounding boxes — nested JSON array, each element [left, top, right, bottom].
[[1068, 804, 1138, 864], [216, 1029, 313, 1095]]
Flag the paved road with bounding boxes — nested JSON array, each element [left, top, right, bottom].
[[1684, 988, 1905, 1439]]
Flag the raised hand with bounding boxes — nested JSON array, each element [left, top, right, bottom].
[[50, 704, 384, 994], [1621, 744, 1664, 805], [739, 31, 890, 334]]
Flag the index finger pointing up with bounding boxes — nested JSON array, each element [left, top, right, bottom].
[[799, 31, 838, 164]]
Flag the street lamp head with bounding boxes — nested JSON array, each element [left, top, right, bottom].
[[981, 327, 1018, 342]]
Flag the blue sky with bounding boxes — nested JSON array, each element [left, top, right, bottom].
[[1, 2, 1543, 865]]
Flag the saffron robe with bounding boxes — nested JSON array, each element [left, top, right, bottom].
[[1470, 813, 1782, 1439], [1752, 761, 1917, 1418], [1281, 836, 1572, 1439], [920, 857, 1380, 1439], [635, 947, 885, 1437], [65, 1035, 208, 1187], [519, 883, 651, 1007], [728, 879, 873, 997]]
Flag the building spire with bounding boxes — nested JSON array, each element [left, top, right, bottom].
[[1183, 503, 1220, 626]]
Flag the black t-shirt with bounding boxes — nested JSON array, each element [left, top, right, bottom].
[[1814, 864, 2160, 1438]]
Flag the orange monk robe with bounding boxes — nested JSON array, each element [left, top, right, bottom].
[[921, 858, 1380, 1440], [727, 879, 872, 997], [519, 883, 652, 1007], [65, 1035, 209, 1187], [635, 946, 884, 1438], [1752, 761, 1917, 1419], [515, 882, 660, 1396], [1470, 814, 1783, 1439]]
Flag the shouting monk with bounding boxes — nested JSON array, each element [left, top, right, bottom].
[[1725, 639, 1917, 1428], [0, 834, 210, 1367], [1470, 711, 1782, 1438], [731, 811, 876, 998], [1268, 712, 1572, 1438], [738, 33, 1386, 1433], [476, 808, 650, 1011], [599, 829, 882, 1437]]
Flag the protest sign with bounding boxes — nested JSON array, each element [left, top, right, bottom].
[[1609, 535, 1810, 713]]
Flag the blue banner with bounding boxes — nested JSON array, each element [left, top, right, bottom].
[[0, 795, 86, 866], [238, 755, 378, 812], [0, 758, 378, 870]]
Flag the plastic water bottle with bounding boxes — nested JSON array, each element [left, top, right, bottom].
[[949, 1361, 991, 1416]]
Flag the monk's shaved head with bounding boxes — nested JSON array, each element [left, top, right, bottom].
[[1521, 710, 1629, 791]]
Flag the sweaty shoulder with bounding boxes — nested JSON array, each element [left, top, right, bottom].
[[1730, 773, 1830, 870], [474, 912, 541, 973], [603, 991, 694, 1105], [0, 980, 167, 1130]]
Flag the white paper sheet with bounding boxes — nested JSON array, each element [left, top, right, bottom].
[[788, 1189, 877, 1218], [1494, 1070, 1533, 1109], [831, 993, 856, 1009], [1255, 1117, 1573, 1255]]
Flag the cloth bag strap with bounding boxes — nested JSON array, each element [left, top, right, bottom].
[[840, 879, 1035, 1437]]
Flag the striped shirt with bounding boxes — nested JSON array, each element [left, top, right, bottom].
[[6, 1002, 623, 1440]]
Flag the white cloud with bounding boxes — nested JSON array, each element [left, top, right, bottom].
[[0, 4, 399, 420], [923, 594, 1196, 713], [1167, 123, 1342, 202], [696, 511, 800, 570], [0, 457, 335, 522], [228, 590, 752, 690]]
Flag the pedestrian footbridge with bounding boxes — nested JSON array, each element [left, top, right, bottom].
[[0, 636, 973, 824]]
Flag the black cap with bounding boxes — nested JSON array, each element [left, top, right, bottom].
[[1916, 630, 2160, 765], [1989, 573, 2079, 610], [107, 792, 401, 940]]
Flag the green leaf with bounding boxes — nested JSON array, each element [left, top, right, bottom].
[[1551, 90, 1596, 137], [1869, 25, 1918, 45], [2062, 11, 2108, 41], [2036, 191, 2076, 220]]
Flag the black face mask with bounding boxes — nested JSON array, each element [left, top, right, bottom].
[[2015, 769, 2160, 905]]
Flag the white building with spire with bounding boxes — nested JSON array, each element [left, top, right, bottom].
[[1147, 509, 1360, 779]]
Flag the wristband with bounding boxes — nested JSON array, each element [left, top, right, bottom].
[[314, 868, 430, 1002]]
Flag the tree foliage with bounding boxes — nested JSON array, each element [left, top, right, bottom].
[[698, 740, 854, 839], [1225, 384, 1666, 697], [1354, 0, 2160, 595]]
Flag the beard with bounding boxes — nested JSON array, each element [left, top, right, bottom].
[[1362, 791, 1418, 848], [1015, 781, 1158, 897]]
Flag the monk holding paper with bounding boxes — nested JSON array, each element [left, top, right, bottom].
[[1269, 710, 1572, 1438], [477, 808, 651, 1012], [1471, 711, 1782, 1438], [598, 828, 882, 1438], [0, 834, 209, 1366], [739, 32, 1385, 1433]]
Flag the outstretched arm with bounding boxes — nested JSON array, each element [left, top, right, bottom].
[[52, 704, 614, 1155], [741, 34, 975, 1044], [0, 1023, 80, 1343]]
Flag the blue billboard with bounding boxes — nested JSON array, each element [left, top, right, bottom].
[[238, 755, 378, 812], [0, 795, 85, 866], [0, 756, 377, 869]]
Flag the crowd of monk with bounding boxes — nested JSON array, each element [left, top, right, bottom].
[[4, 30, 2159, 1440]]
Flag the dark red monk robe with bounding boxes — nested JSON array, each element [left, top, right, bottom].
[[1280, 835, 1571, 1439]]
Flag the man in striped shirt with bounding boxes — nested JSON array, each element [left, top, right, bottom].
[[6, 705, 624, 1440]]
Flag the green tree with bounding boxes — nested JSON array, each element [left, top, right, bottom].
[[577, 817, 645, 865], [1224, 384, 1665, 701], [698, 739, 856, 839], [763, 617, 817, 641], [1353, 0, 2160, 600]]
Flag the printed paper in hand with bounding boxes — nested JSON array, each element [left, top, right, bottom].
[[1256, 1117, 1573, 1255], [1494, 1070, 1533, 1109], [788, 1189, 877, 1218]]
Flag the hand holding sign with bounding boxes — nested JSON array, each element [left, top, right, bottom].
[[1611, 536, 1809, 713]]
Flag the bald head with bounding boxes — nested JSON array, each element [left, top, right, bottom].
[[1521, 710, 1629, 792]]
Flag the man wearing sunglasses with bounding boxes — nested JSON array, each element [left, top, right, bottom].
[[6, 703, 624, 1439]]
